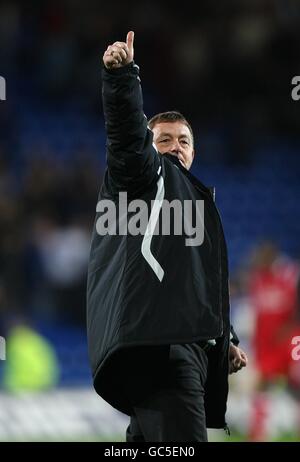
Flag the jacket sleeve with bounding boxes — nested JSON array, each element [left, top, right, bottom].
[[102, 61, 160, 195], [230, 324, 240, 346]]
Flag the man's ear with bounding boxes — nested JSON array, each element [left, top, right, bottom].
[[192, 149, 195, 159]]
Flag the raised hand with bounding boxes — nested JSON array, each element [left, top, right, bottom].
[[103, 31, 134, 70]]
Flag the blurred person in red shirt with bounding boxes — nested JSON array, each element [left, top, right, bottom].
[[248, 241, 300, 440], [250, 242, 299, 381]]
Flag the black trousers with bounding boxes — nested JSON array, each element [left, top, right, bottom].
[[126, 343, 208, 442]]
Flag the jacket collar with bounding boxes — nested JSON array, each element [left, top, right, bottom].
[[161, 153, 216, 201]]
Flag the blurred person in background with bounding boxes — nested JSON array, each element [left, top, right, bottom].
[[2, 319, 59, 393], [0, 286, 59, 392], [21, 154, 100, 326], [86, 31, 248, 442], [247, 241, 300, 440], [288, 277, 300, 404]]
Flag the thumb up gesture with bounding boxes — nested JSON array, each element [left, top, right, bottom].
[[103, 31, 134, 69]]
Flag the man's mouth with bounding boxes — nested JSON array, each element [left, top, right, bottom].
[[167, 152, 186, 168]]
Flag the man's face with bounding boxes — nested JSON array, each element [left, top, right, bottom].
[[151, 121, 195, 170]]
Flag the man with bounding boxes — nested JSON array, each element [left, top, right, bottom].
[[87, 31, 247, 442]]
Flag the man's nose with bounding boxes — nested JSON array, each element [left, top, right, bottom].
[[170, 140, 181, 153]]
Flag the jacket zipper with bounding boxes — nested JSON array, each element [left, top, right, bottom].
[[210, 193, 225, 338], [167, 157, 227, 337]]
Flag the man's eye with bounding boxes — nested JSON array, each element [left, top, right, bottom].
[[181, 140, 189, 145], [160, 139, 169, 143]]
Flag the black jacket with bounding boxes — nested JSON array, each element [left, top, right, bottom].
[[87, 62, 238, 428]]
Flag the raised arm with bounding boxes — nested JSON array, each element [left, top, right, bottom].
[[102, 32, 160, 195]]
